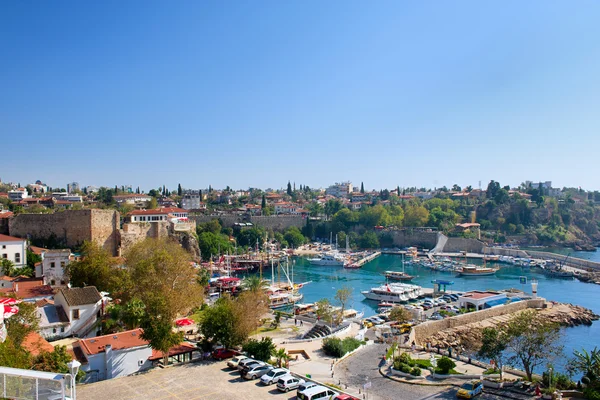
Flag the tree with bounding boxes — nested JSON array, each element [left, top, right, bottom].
[[359, 231, 380, 249], [64, 241, 123, 293], [478, 327, 507, 378], [324, 199, 343, 218], [31, 345, 77, 375], [283, 226, 306, 248], [0, 259, 17, 277], [486, 180, 501, 199], [147, 197, 158, 209], [389, 307, 411, 324], [242, 337, 276, 362], [140, 298, 184, 366], [287, 181, 292, 196], [274, 347, 290, 368], [436, 356, 456, 374], [242, 275, 267, 293], [504, 310, 563, 381], [177, 183, 182, 197], [569, 347, 600, 386], [261, 194, 266, 209], [315, 298, 334, 324], [200, 296, 242, 348], [26, 249, 42, 269], [360, 182, 365, 194], [124, 238, 203, 319], [197, 231, 233, 261], [334, 286, 352, 324], [404, 204, 430, 227]]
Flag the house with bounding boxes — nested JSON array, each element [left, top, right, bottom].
[[458, 291, 507, 310], [0, 234, 27, 268], [8, 188, 28, 201], [274, 202, 297, 215], [0, 277, 54, 302], [126, 207, 188, 223], [113, 194, 152, 205], [22, 331, 55, 356], [181, 192, 204, 210], [455, 223, 481, 239], [265, 193, 283, 204], [325, 182, 353, 198], [244, 204, 262, 216], [34, 249, 72, 287], [157, 196, 178, 208], [350, 193, 368, 203], [74, 329, 153, 383], [0, 211, 12, 235], [40, 286, 104, 339]]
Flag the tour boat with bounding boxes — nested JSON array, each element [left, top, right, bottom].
[[384, 270, 414, 282], [361, 283, 423, 303], [307, 252, 346, 266], [456, 265, 498, 277]]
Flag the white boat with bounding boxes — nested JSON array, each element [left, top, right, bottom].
[[361, 283, 423, 303], [307, 252, 346, 266], [456, 265, 498, 276]]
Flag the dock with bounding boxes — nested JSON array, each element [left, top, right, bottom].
[[350, 251, 381, 267]]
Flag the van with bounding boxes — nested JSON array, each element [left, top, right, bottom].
[[297, 385, 339, 400]]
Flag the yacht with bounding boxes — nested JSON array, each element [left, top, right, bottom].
[[307, 252, 346, 266], [361, 283, 423, 303], [456, 265, 498, 276], [384, 271, 414, 282]]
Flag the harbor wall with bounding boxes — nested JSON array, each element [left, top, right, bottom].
[[484, 247, 600, 271], [411, 299, 545, 345], [9, 209, 120, 256], [442, 238, 486, 253], [190, 215, 305, 231], [386, 230, 437, 249]]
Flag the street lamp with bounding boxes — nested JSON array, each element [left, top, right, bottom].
[[67, 359, 81, 400]]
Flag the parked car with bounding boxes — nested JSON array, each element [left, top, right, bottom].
[[334, 395, 360, 400], [241, 361, 267, 375], [297, 385, 339, 399], [237, 357, 258, 371], [297, 381, 318, 394], [227, 355, 248, 369], [212, 348, 237, 360], [276, 375, 305, 392], [377, 314, 390, 322], [456, 380, 484, 399], [368, 316, 385, 325], [260, 368, 290, 385], [243, 364, 273, 380]]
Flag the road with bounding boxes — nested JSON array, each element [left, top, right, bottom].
[[334, 343, 523, 400]]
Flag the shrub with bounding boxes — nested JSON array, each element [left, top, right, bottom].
[[397, 352, 413, 366], [400, 364, 412, 374], [483, 368, 501, 375], [242, 337, 276, 361], [436, 357, 456, 374], [322, 337, 345, 358], [410, 367, 422, 376], [583, 387, 600, 400]]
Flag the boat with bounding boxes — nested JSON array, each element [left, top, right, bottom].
[[307, 252, 346, 266], [377, 302, 395, 313], [456, 265, 498, 276], [543, 268, 575, 279], [361, 283, 423, 303], [384, 271, 414, 281]]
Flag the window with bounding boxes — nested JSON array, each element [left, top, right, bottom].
[[1, 245, 5, 249], [60, 261, 66, 268], [50, 280, 56, 285], [50, 262, 55, 268], [60, 327, 65, 333], [73, 309, 80, 320], [2, 254, 6, 259]]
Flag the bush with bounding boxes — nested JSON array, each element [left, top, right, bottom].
[[242, 337, 276, 361], [410, 367, 422, 376], [322, 337, 362, 358], [397, 352, 413, 366], [400, 363, 412, 374], [583, 387, 600, 400], [483, 368, 501, 375], [436, 357, 456, 374]]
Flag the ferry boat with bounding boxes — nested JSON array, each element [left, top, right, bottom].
[[384, 271, 414, 281], [267, 286, 303, 309], [361, 283, 423, 303], [456, 265, 498, 276], [307, 252, 346, 266]]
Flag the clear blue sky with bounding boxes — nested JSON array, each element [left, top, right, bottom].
[[2, 1, 600, 192]]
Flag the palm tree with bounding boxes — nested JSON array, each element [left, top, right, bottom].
[[0, 259, 16, 277], [571, 347, 600, 383], [242, 275, 268, 293], [274, 348, 290, 368]]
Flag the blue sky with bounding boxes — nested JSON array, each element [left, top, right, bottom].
[[2, 1, 600, 192]]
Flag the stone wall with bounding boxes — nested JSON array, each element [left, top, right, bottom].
[[483, 247, 529, 258], [411, 299, 545, 345], [191, 215, 305, 231], [9, 209, 120, 256], [443, 238, 486, 253], [119, 222, 172, 255], [385, 230, 437, 249]]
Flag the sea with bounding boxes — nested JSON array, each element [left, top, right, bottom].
[[259, 249, 600, 375]]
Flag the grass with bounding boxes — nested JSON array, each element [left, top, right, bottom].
[[412, 359, 433, 368], [434, 368, 462, 375], [190, 309, 204, 323]]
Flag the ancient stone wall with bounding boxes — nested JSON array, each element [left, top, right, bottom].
[[443, 238, 486, 253], [412, 299, 545, 345], [9, 209, 120, 256], [385, 230, 438, 249]]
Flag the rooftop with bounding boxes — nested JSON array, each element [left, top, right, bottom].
[[58, 286, 102, 306], [128, 207, 188, 216], [22, 331, 54, 357], [460, 290, 502, 300], [79, 329, 149, 356], [0, 234, 26, 243]]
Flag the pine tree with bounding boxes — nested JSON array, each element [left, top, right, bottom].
[[397, 186, 401, 196], [262, 194, 266, 209], [287, 181, 292, 196], [360, 182, 365, 194], [114, 185, 118, 193], [178, 183, 182, 197]]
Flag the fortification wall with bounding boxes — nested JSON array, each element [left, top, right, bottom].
[[119, 221, 174, 255], [443, 238, 486, 253], [483, 247, 529, 258], [9, 209, 120, 256], [386, 230, 437, 249], [412, 299, 545, 345]]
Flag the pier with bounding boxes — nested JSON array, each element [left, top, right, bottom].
[[351, 251, 381, 267]]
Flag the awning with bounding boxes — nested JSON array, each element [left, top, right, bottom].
[[2, 305, 19, 318], [483, 298, 508, 308], [0, 298, 18, 305], [175, 318, 195, 327]]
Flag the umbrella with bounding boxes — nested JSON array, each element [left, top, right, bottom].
[[2, 305, 19, 319], [0, 298, 18, 306], [175, 318, 195, 327]]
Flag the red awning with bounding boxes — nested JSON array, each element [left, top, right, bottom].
[[3, 305, 19, 318], [175, 318, 195, 327], [0, 298, 18, 305]]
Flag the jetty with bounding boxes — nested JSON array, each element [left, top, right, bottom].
[[349, 251, 381, 268]]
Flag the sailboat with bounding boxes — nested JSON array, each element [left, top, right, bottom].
[[267, 256, 308, 309], [383, 253, 415, 281]]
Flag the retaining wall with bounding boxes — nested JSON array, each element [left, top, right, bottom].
[[443, 238, 486, 253], [386, 230, 437, 249], [412, 299, 545, 345]]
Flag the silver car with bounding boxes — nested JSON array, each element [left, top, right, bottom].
[[243, 364, 273, 380]]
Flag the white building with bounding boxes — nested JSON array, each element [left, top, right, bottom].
[[458, 291, 507, 311], [34, 249, 71, 287], [8, 188, 28, 202], [526, 181, 552, 190], [0, 234, 27, 268], [325, 182, 353, 198], [38, 287, 104, 340], [274, 202, 298, 215], [127, 207, 188, 222], [181, 192, 205, 210], [113, 194, 152, 205], [75, 329, 153, 383], [67, 182, 80, 193]]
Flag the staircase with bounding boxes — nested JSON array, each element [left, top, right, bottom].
[[301, 323, 332, 339]]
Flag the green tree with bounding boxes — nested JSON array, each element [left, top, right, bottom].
[[31, 345, 80, 375], [315, 298, 334, 324], [287, 181, 292, 196], [504, 310, 563, 381], [274, 347, 290, 368], [389, 306, 411, 324], [64, 241, 122, 293], [359, 231, 380, 249], [200, 296, 243, 348], [261, 194, 266, 209], [0, 259, 17, 277], [334, 286, 352, 324], [242, 275, 268, 293], [147, 197, 158, 209], [324, 199, 343, 218], [478, 327, 507, 378], [140, 299, 184, 366], [26, 249, 42, 269], [360, 182, 365, 194], [177, 183, 182, 197], [404, 204, 430, 227], [569, 347, 600, 386], [242, 337, 276, 362], [121, 298, 146, 329], [283, 226, 306, 248]]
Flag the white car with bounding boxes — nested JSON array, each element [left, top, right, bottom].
[[227, 355, 248, 369], [260, 368, 290, 385], [276, 375, 305, 392]]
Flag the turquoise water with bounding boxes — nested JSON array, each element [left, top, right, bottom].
[[260, 253, 600, 374]]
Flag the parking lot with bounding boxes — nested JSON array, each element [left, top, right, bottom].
[[78, 359, 306, 400]]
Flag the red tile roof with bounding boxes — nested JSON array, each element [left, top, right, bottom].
[[79, 329, 149, 355], [0, 234, 26, 242], [461, 291, 500, 300], [30, 246, 48, 255], [0, 211, 13, 219], [22, 331, 54, 356], [149, 342, 197, 361], [128, 207, 188, 216], [0, 278, 54, 300]]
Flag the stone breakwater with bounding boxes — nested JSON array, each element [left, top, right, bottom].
[[424, 302, 599, 350]]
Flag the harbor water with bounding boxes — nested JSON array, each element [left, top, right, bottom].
[[261, 252, 600, 374]]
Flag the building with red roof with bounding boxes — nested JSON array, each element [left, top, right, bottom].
[[126, 207, 188, 223]]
